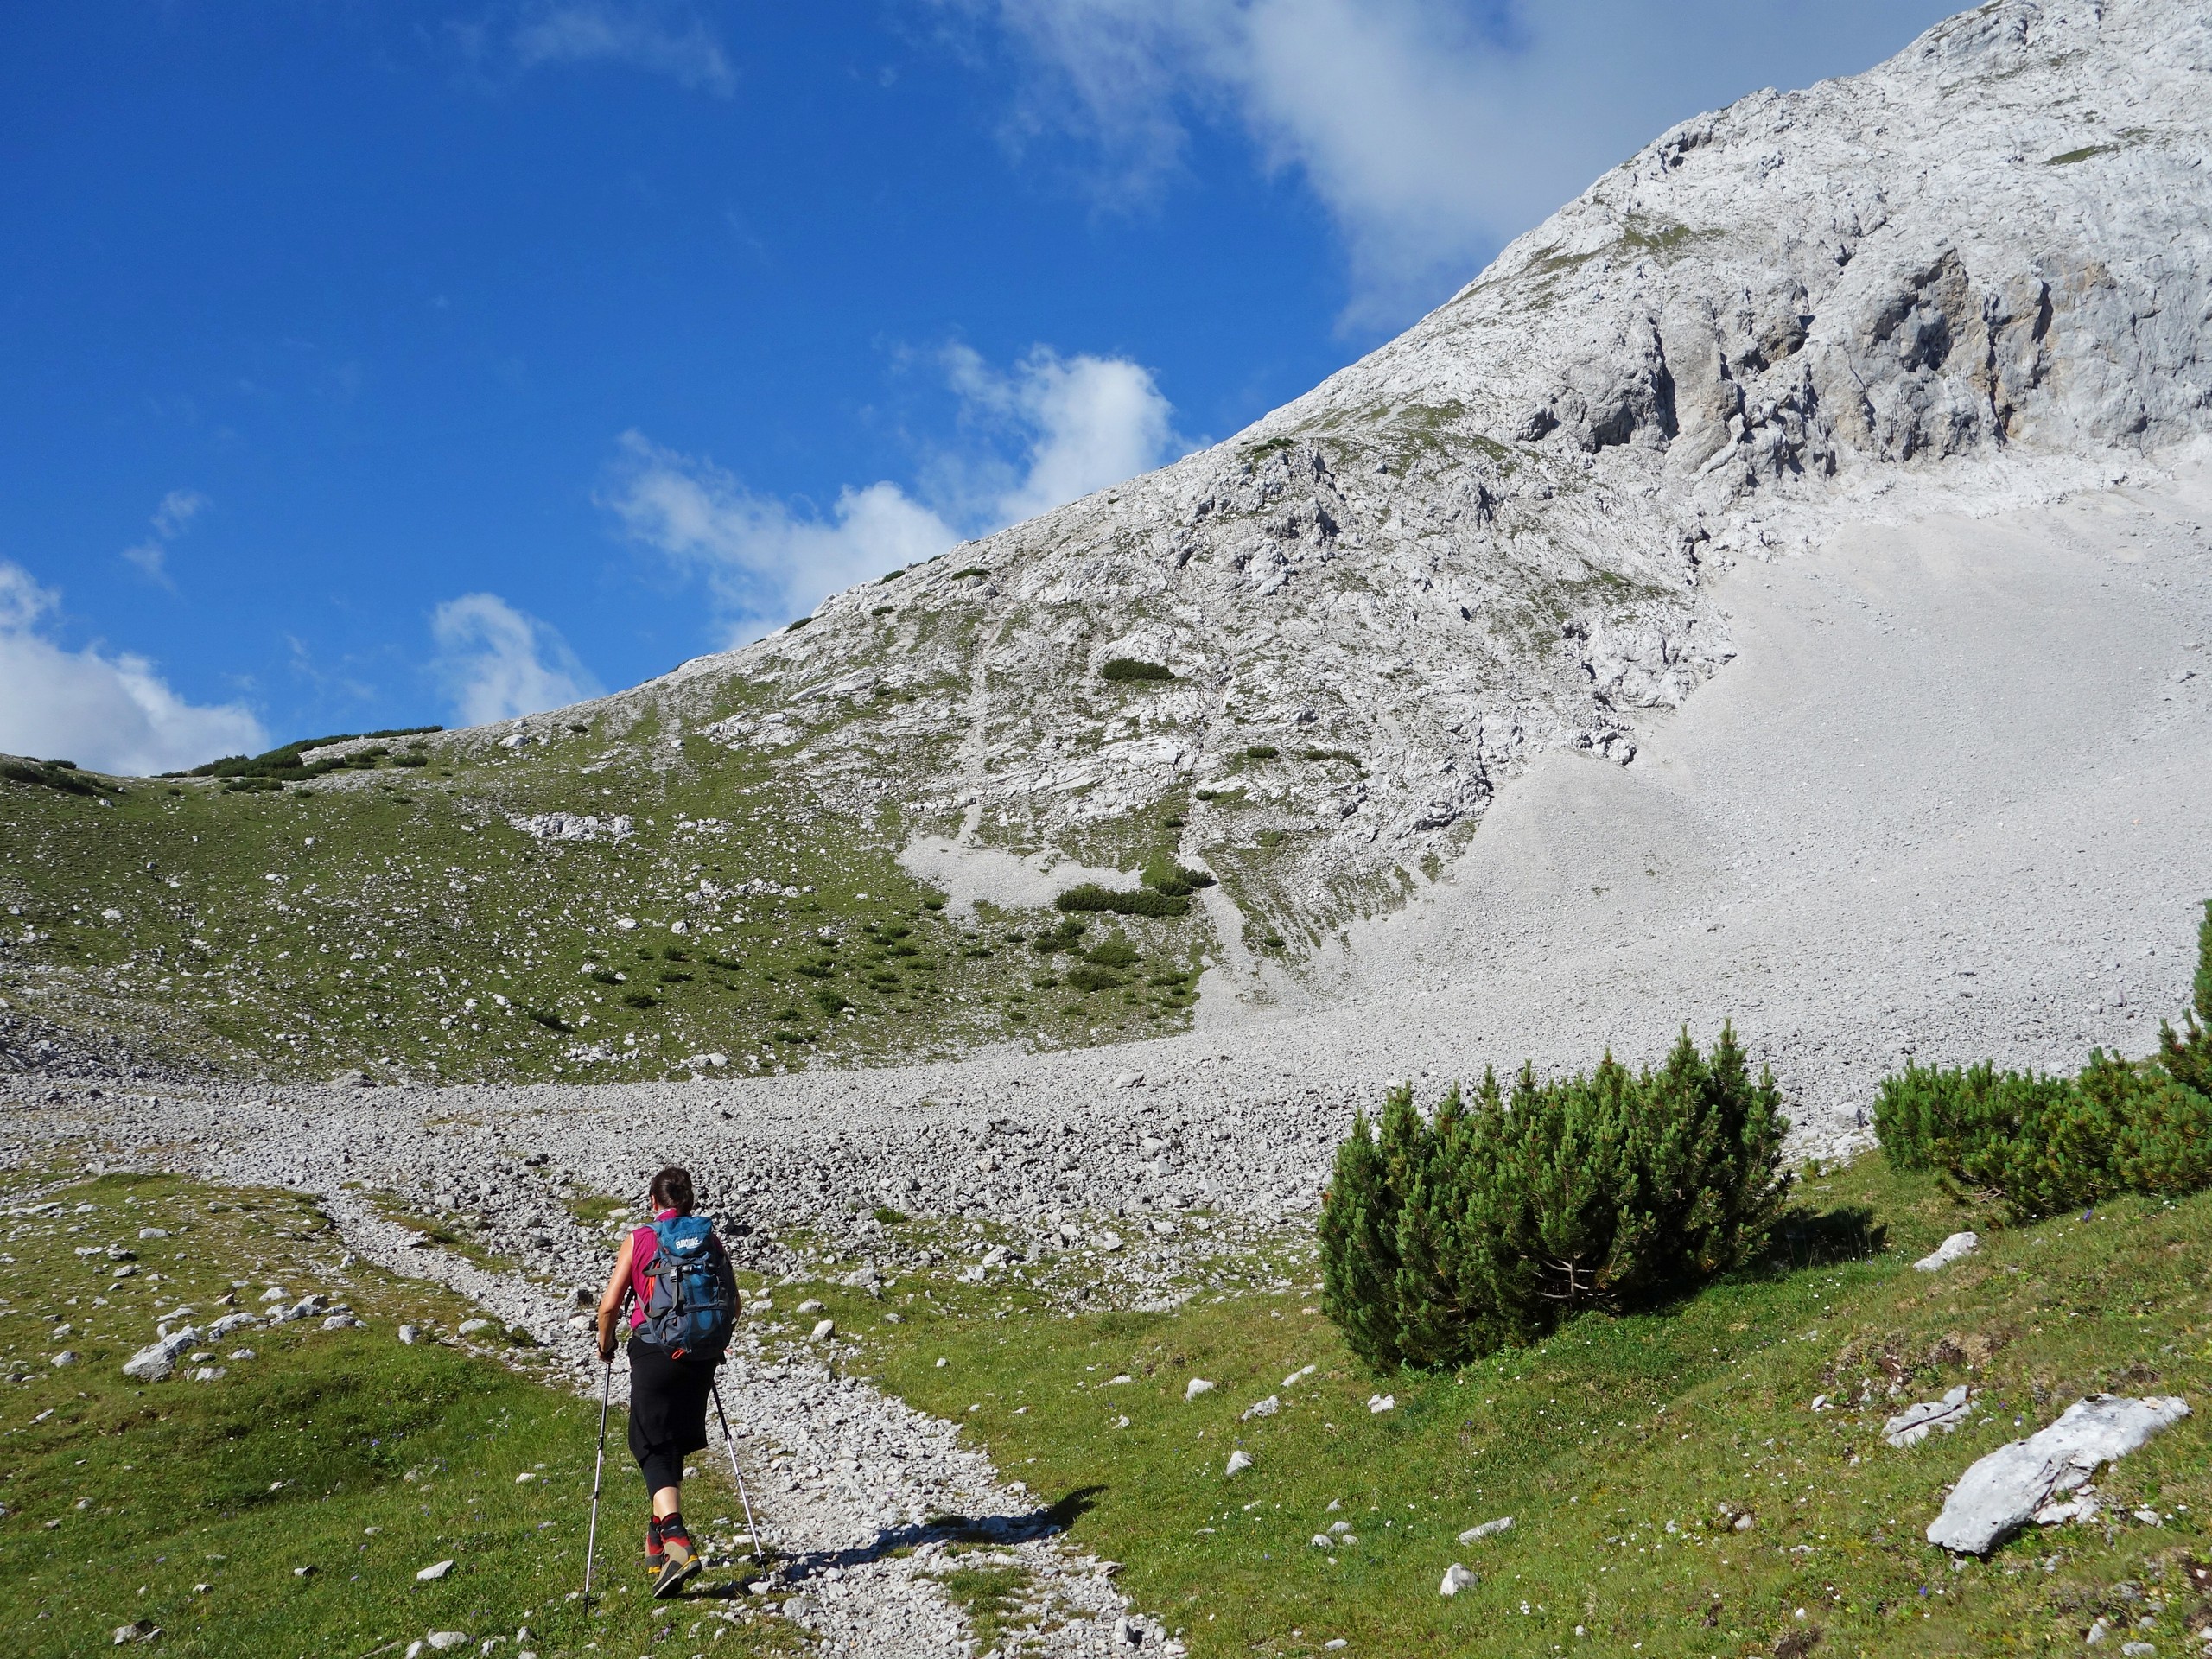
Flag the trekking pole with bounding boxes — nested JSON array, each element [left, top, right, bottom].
[[582, 1352, 613, 1608], [710, 1382, 767, 1565]]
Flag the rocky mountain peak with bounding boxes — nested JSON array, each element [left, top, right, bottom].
[[561, 0, 2211, 954]]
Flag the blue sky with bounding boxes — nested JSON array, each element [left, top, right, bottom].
[[0, 0, 1958, 772]]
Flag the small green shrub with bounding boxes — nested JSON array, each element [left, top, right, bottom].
[[1084, 936, 1141, 968], [620, 993, 657, 1010], [391, 752, 429, 768], [811, 988, 850, 1014], [183, 727, 440, 783], [872, 604, 896, 616], [785, 615, 813, 632], [588, 969, 623, 986], [1318, 1027, 1790, 1372], [1065, 966, 1124, 994], [1141, 855, 1216, 898], [521, 1006, 572, 1033], [1054, 883, 1190, 918], [951, 566, 989, 580], [1245, 744, 1280, 760], [657, 969, 692, 984], [1029, 918, 1085, 954], [705, 954, 743, 970], [1100, 658, 1173, 683], [879, 568, 904, 583], [873, 1206, 908, 1225], [2, 760, 107, 798], [1872, 899, 2212, 1219]]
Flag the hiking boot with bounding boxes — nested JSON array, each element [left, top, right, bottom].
[[643, 1516, 666, 1576], [652, 1516, 700, 1598]]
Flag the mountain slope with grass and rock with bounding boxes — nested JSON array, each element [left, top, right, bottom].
[[7, 0, 2211, 1091]]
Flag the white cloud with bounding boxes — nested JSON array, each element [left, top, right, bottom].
[[0, 561, 268, 775], [943, 346, 1180, 523], [509, 1, 734, 94], [429, 593, 602, 726], [150, 489, 209, 539], [122, 486, 211, 586], [607, 438, 960, 639], [607, 344, 1181, 639], [960, 0, 1957, 327]]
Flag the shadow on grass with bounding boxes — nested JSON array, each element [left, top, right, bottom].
[[754, 1486, 1108, 1588], [1765, 1203, 1886, 1271]]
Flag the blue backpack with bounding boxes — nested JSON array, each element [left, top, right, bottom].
[[637, 1216, 736, 1361]]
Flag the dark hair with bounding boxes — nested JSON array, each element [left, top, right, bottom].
[[650, 1166, 696, 1214]]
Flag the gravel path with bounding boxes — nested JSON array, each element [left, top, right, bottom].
[[6, 463, 2209, 1656]]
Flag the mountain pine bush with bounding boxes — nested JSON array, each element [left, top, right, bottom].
[[1054, 883, 1190, 918], [1871, 899, 2212, 1218], [1319, 1027, 1791, 1372]]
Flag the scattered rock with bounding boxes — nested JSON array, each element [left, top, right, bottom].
[[424, 1634, 469, 1653], [49, 1351, 77, 1368], [1440, 1563, 1478, 1596], [1184, 1378, 1214, 1402], [1885, 1386, 1974, 1447], [795, 1299, 825, 1315], [810, 1319, 836, 1341], [1367, 1393, 1395, 1414], [109, 1620, 160, 1645], [1224, 1450, 1252, 1477], [398, 1325, 420, 1345], [1914, 1232, 1980, 1273], [416, 1560, 455, 1581], [1458, 1516, 1512, 1544], [1241, 1396, 1281, 1421], [1927, 1395, 2190, 1555], [457, 1319, 490, 1335], [122, 1328, 200, 1383]]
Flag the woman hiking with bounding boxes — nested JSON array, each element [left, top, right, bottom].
[[595, 1165, 740, 1597]]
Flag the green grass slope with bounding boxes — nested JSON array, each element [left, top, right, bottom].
[[817, 1160, 2212, 1657], [0, 1172, 789, 1659], [7, 1157, 2209, 1656], [0, 721, 1212, 1082]]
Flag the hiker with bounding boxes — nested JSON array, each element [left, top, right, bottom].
[[595, 1165, 739, 1596]]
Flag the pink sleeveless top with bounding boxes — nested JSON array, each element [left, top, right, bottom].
[[626, 1210, 680, 1329]]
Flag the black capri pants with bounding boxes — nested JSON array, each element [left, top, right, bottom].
[[626, 1336, 714, 1492]]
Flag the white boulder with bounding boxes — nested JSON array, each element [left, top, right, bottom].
[[1927, 1395, 2190, 1555], [1440, 1563, 1478, 1596], [122, 1328, 200, 1382], [1914, 1232, 1980, 1273], [1885, 1385, 1974, 1447]]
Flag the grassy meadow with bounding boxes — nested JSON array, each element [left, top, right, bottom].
[[4, 1153, 2209, 1657]]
